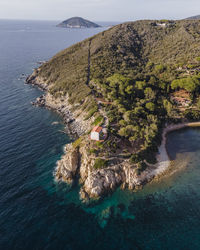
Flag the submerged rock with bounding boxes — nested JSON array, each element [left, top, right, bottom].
[[97, 206, 112, 228], [31, 95, 46, 107]]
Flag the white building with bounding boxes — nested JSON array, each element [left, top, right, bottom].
[[90, 126, 104, 141]]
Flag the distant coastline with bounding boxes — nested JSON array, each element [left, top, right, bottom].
[[57, 17, 101, 29]]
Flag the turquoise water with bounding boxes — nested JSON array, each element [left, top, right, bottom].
[[1, 20, 200, 249]]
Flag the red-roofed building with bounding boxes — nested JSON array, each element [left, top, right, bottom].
[[91, 126, 104, 141]]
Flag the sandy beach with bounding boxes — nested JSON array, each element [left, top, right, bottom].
[[153, 122, 200, 177]]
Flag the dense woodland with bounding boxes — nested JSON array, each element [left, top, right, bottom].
[[38, 19, 200, 166]]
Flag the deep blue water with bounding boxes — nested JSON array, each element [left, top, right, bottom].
[[1, 20, 200, 250]]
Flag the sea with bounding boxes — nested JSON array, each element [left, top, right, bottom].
[[1, 19, 200, 250]]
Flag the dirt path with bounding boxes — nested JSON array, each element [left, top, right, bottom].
[[98, 101, 109, 128], [96, 100, 109, 128], [86, 40, 91, 86]]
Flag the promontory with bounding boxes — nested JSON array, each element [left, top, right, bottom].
[[27, 19, 200, 202]]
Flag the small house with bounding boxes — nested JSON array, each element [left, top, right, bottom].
[[91, 126, 104, 141], [171, 90, 191, 107], [156, 23, 167, 27]]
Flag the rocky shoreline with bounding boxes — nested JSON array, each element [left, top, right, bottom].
[[31, 93, 79, 138], [26, 70, 92, 138]]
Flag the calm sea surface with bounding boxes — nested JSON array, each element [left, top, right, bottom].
[[1, 20, 200, 250]]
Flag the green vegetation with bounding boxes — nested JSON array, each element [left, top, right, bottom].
[[92, 115, 104, 125], [39, 20, 200, 101], [89, 148, 98, 155], [160, 19, 169, 23], [184, 110, 200, 121], [171, 76, 200, 94], [96, 141, 104, 149], [154, 64, 166, 74], [72, 137, 82, 148], [85, 105, 98, 120], [94, 158, 108, 169], [36, 19, 200, 164], [135, 162, 147, 175]]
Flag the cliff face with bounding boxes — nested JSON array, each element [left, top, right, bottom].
[[55, 142, 124, 201], [55, 144, 80, 185], [55, 140, 159, 202], [78, 144, 124, 200]]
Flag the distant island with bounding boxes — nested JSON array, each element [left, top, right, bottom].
[[185, 15, 200, 20], [27, 19, 200, 203], [57, 17, 101, 28]]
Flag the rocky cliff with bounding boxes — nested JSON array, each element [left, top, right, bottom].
[[54, 138, 160, 202], [55, 144, 80, 185]]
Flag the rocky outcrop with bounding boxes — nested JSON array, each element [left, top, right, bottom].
[[54, 141, 127, 201], [54, 140, 152, 202], [79, 162, 157, 202], [80, 165, 125, 200], [31, 95, 46, 107], [26, 70, 48, 90], [55, 144, 79, 185], [78, 145, 125, 201]]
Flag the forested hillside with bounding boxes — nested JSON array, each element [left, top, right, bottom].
[[37, 19, 200, 164]]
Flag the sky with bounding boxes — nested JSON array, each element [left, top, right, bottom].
[[0, 0, 199, 21]]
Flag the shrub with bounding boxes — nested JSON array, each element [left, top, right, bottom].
[[130, 154, 142, 164], [171, 77, 200, 93], [135, 162, 147, 175], [85, 105, 98, 120], [96, 141, 104, 149], [89, 148, 98, 155], [72, 137, 82, 148], [139, 147, 157, 164], [184, 110, 200, 121], [145, 102, 155, 112], [93, 115, 104, 126], [154, 64, 165, 74], [94, 158, 108, 169]]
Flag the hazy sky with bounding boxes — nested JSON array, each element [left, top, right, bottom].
[[0, 0, 199, 21]]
